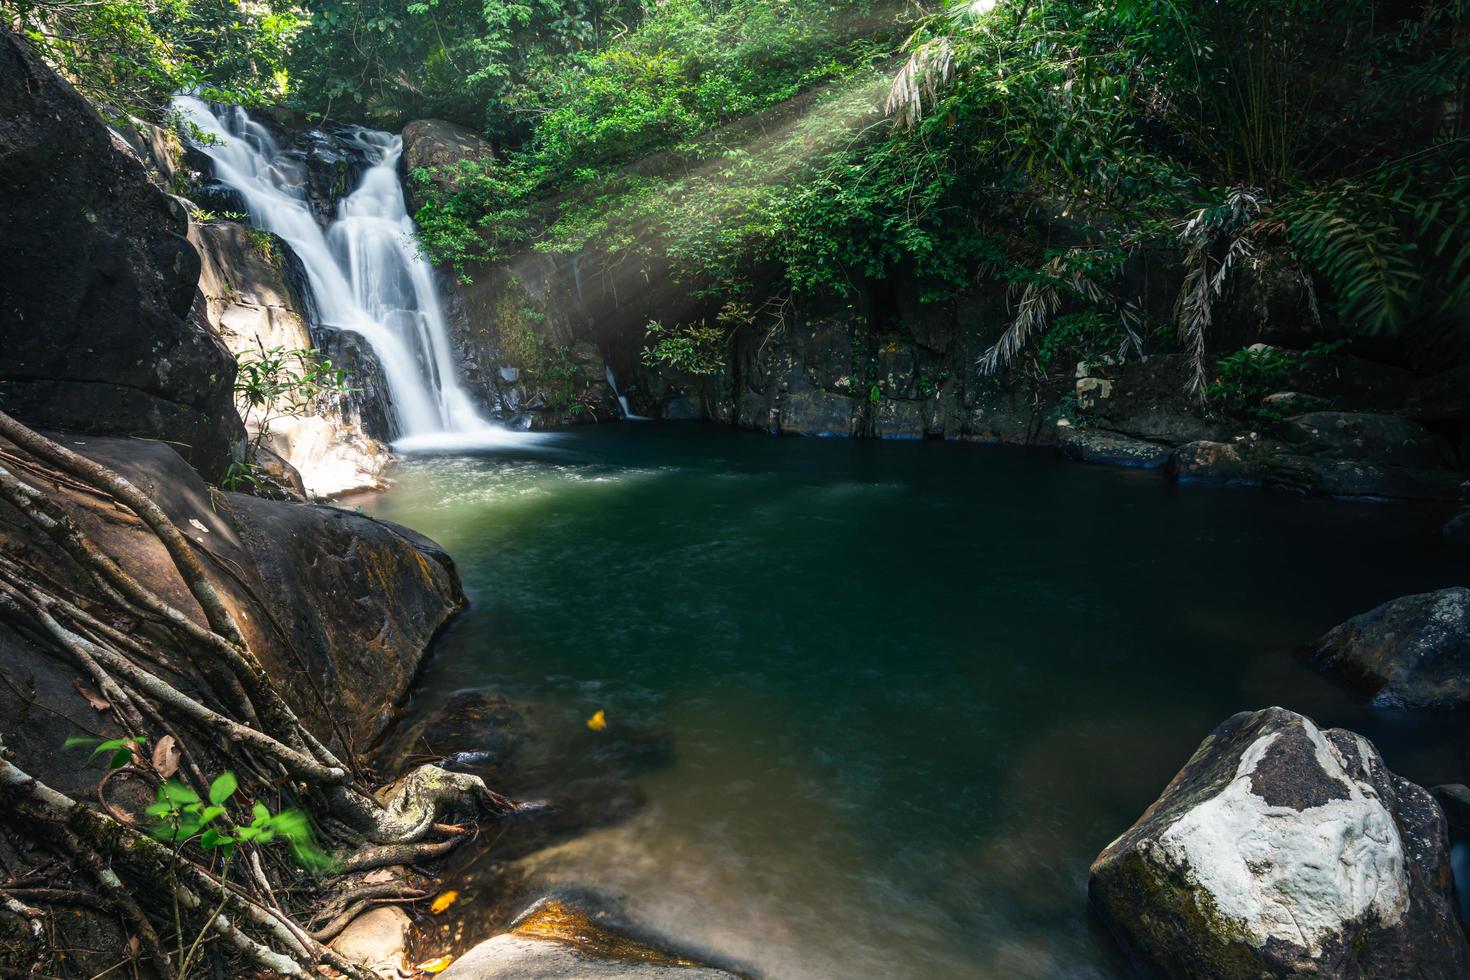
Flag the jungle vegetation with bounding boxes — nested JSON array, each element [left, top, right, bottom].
[[5, 0, 1468, 388]]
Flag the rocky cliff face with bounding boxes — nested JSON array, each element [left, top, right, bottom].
[[0, 29, 243, 481], [190, 220, 390, 496]]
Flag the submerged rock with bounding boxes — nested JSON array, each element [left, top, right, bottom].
[[1089, 707, 1468, 978], [440, 898, 737, 979], [1304, 588, 1470, 710]]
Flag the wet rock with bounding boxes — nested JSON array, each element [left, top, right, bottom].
[[0, 28, 242, 480], [1303, 588, 1470, 710], [191, 220, 389, 496], [331, 907, 411, 976], [1089, 707, 1469, 979], [872, 398, 925, 440], [1171, 440, 1463, 500], [776, 382, 855, 437], [1275, 412, 1443, 468], [440, 898, 738, 979], [1058, 426, 1172, 469]]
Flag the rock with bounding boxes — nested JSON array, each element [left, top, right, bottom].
[[1406, 365, 1470, 422], [1170, 441, 1259, 486], [1284, 352, 1415, 412], [439, 898, 738, 979], [401, 118, 495, 213], [1303, 588, 1470, 710], [1171, 440, 1463, 500], [0, 28, 243, 480], [776, 382, 855, 437], [1444, 511, 1470, 545], [191, 220, 389, 496], [331, 907, 411, 976], [0, 432, 464, 792], [1430, 785, 1470, 838], [1059, 427, 1172, 469], [1075, 377, 1113, 410], [1089, 707, 1469, 979], [1275, 412, 1444, 468]]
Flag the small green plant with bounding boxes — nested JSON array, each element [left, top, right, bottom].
[[63, 734, 148, 769], [641, 319, 727, 376], [231, 342, 352, 490], [1207, 342, 1342, 424], [146, 772, 330, 979]]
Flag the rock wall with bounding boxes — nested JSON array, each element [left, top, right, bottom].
[[190, 220, 390, 496], [0, 28, 243, 482]]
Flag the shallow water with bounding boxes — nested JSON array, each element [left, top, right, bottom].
[[358, 423, 1466, 979]]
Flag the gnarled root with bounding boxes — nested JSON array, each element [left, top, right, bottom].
[[329, 765, 540, 845]]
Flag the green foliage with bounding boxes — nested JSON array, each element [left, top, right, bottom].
[[3, 0, 303, 119], [1206, 342, 1342, 423], [64, 733, 148, 770], [642, 319, 728, 376], [231, 345, 351, 489], [146, 772, 331, 869]]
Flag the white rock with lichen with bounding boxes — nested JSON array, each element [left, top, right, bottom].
[[1089, 707, 1469, 978], [1153, 721, 1407, 954]]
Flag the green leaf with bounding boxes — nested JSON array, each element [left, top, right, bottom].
[[62, 736, 100, 751], [162, 781, 200, 806], [252, 802, 270, 824], [109, 748, 132, 769], [199, 806, 227, 826], [208, 772, 238, 806]]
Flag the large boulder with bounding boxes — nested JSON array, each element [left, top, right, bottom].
[[1171, 439, 1464, 500], [0, 29, 242, 480], [401, 118, 495, 213], [1089, 707, 1469, 978], [1274, 412, 1444, 468], [1303, 588, 1470, 710], [0, 432, 463, 797], [440, 898, 738, 979]]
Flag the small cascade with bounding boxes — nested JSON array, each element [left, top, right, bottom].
[[173, 96, 508, 449], [605, 364, 651, 421]]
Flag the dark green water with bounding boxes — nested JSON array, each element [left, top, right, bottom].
[[359, 423, 1466, 979]]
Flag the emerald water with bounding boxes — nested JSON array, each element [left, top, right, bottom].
[[357, 424, 1465, 979]]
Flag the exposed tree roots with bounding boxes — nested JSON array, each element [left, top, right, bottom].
[[0, 410, 530, 977]]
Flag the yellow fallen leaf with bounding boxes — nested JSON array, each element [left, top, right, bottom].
[[416, 955, 453, 973], [429, 890, 458, 914], [586, 709, 607, 732]]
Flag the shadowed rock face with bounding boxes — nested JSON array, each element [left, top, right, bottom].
[[1088, 707, 1469, 979], [0, 29, 243, 481], [1305, 588, 1470, 710], [0, 432, 463, 798]]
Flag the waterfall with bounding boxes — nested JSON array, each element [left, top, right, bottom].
[[604, 364, 650, 421], [172, 97, 504, 449]]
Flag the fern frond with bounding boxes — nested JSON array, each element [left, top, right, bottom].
[[1283, 189, 1421, 335]]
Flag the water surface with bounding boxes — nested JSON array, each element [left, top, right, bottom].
[[358, 424, 1466, 979]]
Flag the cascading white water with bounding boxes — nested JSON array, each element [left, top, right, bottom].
[[604, 364, 650, 421], [172, 96, 505, 448]]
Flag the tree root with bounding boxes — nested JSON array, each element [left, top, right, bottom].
[[0, 411, 538, 977]]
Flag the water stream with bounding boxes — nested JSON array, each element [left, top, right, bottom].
[[173, 98, 491, 444], [357, 425, 1467, 979]]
